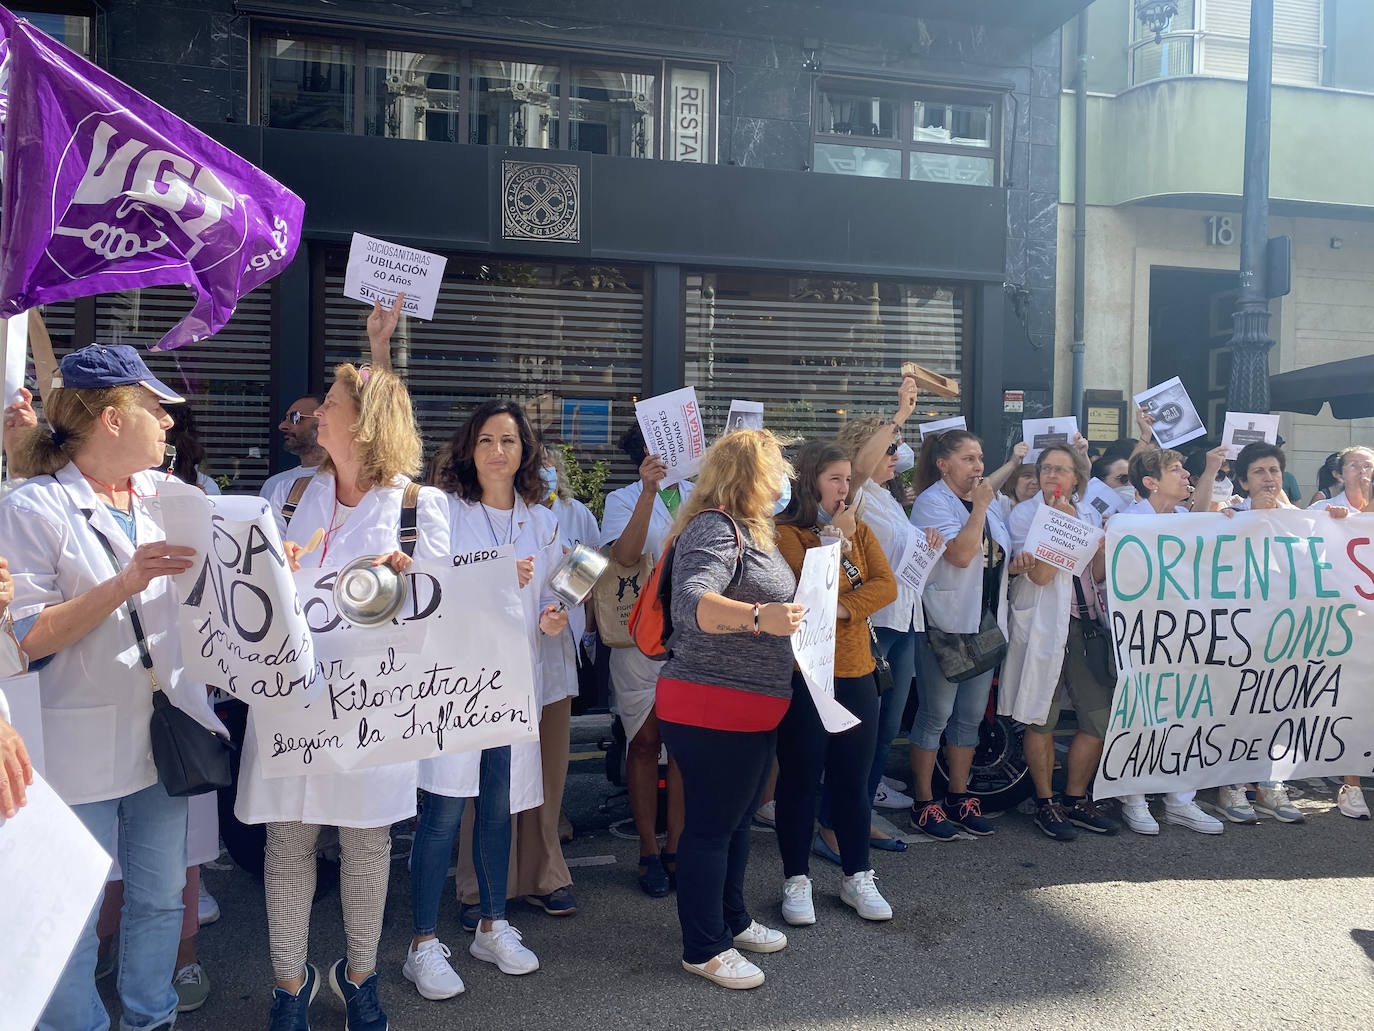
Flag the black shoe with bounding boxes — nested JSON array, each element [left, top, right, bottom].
[[638, 854, 671, 898], [945, 795, 996, 836], [1063, 797, 1122, 835], [1034, 801, 1078, 841]]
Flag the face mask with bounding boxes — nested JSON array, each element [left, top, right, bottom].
[[1212, 477, 1234, 502], [772, 475, 792, 515], [539, 467, 559, 496], [893, 442, 915, 474], [1114, 485, 1136, 506]]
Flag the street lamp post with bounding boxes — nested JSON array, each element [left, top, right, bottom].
[[1226, 0, 1276, 414]]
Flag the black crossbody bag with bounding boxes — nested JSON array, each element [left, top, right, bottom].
[[924, 523, 1008, 682], [1072, 576, 1117, 687], [86, 513, 234, 797]]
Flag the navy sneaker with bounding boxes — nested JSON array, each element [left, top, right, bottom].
[[1063, 796, 1121, 835], [945, 795, 996, 836], [459, 901, 482, 933], [523, 886, 578, 916], [911, 800, 960, 841], [639, 855, 671, 898], [328, 959, 388, 1031], [268, 963, 318, 1031], [1034, 800, 1079, 841]]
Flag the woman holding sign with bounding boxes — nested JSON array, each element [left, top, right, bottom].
[[238, 360, 451, 1031], [405, 400, 568, 1000], [0, 344, 226, 1031]]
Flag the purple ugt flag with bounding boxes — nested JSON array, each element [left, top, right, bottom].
[[0, 7, 303, 350]]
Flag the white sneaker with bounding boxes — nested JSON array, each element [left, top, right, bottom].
[[1338, 784, 1371, 820], [780, 875, 815, 927], [872, 782, 914, 809], [840, 870, 892, 921], [681, 948, 764, 990], [732, 919, 787, 954], [754, 800, 776, 827], [1163, 801, 1224, 835], [882, 775, 908, 793], [1254, 784, 1305, 823], [196, 880, 220, 927], [1120, 802, 1159, 835], [470, 920, 540, 975], [1216, 785, 1260, 824], [403, 938, 465, 1000]]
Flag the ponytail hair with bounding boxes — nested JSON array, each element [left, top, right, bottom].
[[913, 429, 980, 495], [13, 385, 145, 479]]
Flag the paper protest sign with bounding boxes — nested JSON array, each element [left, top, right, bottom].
[[1133, 377, 1206, 449], [157, 481, 317, 706], [2, 673, 45, 776], [253, 550, 538, 777], [1082, 477, 1129, 520], [1221, 411, 1279, 460], [894, 529, 945, 595], [1022, 416, 1080, 462], [636, 386, 706, 481], [791, 540, 859, 734], [0, 773, 113, 1031], [1021, 503, 1104, 578], [726, 399, 764, 431], [1093, 511, 1374, 799], [343, 233, 448, 321], [919, 415, 967, 440], [3, 314, 25, 405]]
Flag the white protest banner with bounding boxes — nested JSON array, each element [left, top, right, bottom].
[[3, 313, 25, 404], [0, 774, 113, 1031], [3, 672, 45, 776], [1022, 416, 1080, 462], [1021, 502, 1104, 578], [343, 232, 448, 321], [919, 415, 967, 440], [254, 550, 538, 777], [1082, 477, 1129, 520], [1093, 510, 1374, 799], [791, 540, 859, 734], [156, 481, 317, 706], [725, 399, 764, 431], [894, 529, 945, 595], [636, 386, 706, 481], [1133, 376, 1206, 450], [1221, 411, 1280, 460]]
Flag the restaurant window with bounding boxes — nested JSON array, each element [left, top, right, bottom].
[[365, 47, 461, 142], [813, 80, 1001, 186], [259, 34, 355, 132], [323, 256, 644, 487], [570, 66, 658, 158], [684, 272, 966, 443], [470, 58, 562, 149]]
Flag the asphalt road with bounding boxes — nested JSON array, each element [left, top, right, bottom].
[[100, 728, 1374, 1031]]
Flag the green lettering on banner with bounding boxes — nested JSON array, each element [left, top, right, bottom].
[[1274, 536, 1302, 599], [1211, 535, 1237, 600], [1264, 609, 1296, 663], [1242, 536, 1270, 600], [1113, 535, 1150, 602], [1328, 604, 1356, 658], [1308, 538, 1339, 598], [1157, 535, 1188, 601]]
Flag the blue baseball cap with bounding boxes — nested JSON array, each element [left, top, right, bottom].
[[58, 344, 184, 404]]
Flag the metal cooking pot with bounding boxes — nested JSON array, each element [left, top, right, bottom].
[[548, 544, 609, 609], [333, 554, 409, 627]]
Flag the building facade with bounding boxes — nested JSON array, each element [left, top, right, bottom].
[[1056, 0, 1374, 490], [20, 0, 1087, 490]]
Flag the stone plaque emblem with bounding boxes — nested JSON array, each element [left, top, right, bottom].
[[501, 161, 580, 243]]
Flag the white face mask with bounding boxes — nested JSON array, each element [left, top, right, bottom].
[[893, 442, 915, 474], [1212, 476, 1234, 502], [773, 475, 792, 515], [1113, 485, 1137, 506]]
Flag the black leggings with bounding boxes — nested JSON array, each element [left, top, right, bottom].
[[775, 671, 881, 877]]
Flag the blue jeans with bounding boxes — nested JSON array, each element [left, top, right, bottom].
[[911, 636, 994, 752], [41, 782, 188, 1031], [411, 747, 512, 932]]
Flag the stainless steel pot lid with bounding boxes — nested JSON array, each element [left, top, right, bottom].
[[333, 554, 410, 627], [548, 544, 610, 609]]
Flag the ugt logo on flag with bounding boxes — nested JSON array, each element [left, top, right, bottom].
[[0, 7, 303, 350]]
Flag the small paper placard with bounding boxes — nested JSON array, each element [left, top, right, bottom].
[[1221, 411, 1279, 460], [343, 233, 449, 321], [1022, 416, 1080, 463], [1133, 376, 1206, 450], [1082, 477, 1129, 520], [918, 415, 967, 440], [725, 399, 764, 431], [893, 530, 946, 595], [1021, 503, 1104, 578], [636, 386, 707, 481]]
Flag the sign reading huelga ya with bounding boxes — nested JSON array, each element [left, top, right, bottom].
[[636, 386, 706, 481], [1093, 511, 1374, 798], [254, 550, 539, 778]]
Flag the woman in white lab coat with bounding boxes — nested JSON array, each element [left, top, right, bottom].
[[235, 361, 451, 1031], [403, 400, 567, 1001], [0, 344, 225, 1031]]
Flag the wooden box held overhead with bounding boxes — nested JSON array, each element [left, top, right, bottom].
[[901, 362, 960, 398]]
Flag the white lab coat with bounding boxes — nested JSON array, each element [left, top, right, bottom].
[[910, 480, 1011, 638], [235, 472, 452, 829], [415, 495, 554, 812], [599, 478, 693, 561], [0, 464, 225, 806], [259, 464, 319, 501], [1309, 490, 1349, 510], [860, 479, 926, 633]]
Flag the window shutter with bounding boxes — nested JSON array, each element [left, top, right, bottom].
[[1201, 0, 1323, 85]]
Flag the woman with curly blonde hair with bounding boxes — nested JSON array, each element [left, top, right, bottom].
[[655, 429, 805, 990], [238, 360, 452, 1031]]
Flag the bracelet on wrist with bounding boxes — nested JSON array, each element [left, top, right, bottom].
[[752, 602, 760, 637]]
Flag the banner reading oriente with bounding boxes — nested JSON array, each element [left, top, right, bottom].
[[1093, 510, 1374, 799]]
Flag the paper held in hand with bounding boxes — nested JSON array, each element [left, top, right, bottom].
[[1221, 411, 1279, 460], [1082, 477, 1129, 519], [1133, 376, 1207, 450], [725, 399, 764, 431], [1022, 416, 1080, 463], [1020, 503, 1104, 578], [636, 386, 707, 481], [790, 540, 860, 734], [343, 232, 448, 321], [918, 415, 967, 440], [894, 529, 945, 595]]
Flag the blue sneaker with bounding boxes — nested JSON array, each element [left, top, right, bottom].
[[328, 959, 388, 1031], [268, 963, 318, 1031], [523, 885, 578, 916], [459, 901, 482, 933]]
